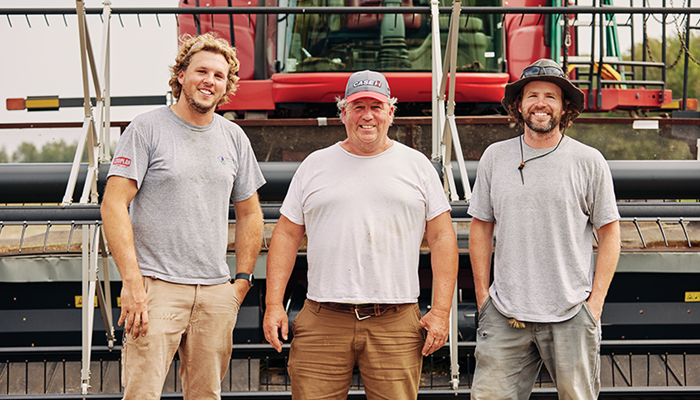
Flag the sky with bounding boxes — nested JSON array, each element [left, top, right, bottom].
[[0, 0, 179, 157], [0, 0, 691, 157]]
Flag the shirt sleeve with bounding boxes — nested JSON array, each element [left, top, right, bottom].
[[107, 120, 150, 188], [467, 147, 495, 222], [230, 125, 266, 202], [423, 160, 452, 221], [279, 160, 307, 226], [589, 153, 620, 229]]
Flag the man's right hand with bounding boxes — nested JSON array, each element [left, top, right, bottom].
[[263, 304, 289, 352], [119, 279, 149, 339]]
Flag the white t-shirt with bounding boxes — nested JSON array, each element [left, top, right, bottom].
[[280, 141, 451, 304]]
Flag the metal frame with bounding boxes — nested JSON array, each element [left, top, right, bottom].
[[59, 1, 116, 394], [2, 2, 700, 397]]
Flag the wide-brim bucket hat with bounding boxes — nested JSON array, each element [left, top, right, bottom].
[[502, 59, 585, 113]]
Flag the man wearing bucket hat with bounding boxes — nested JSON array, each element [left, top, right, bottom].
[[468, 59, 621, 399], [263, 70, 458, 399]]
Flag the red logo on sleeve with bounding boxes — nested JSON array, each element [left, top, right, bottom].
[[113, 157, 132, 167]]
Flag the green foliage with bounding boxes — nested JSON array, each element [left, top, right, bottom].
[[0, 146, 8, 163], [567, 124, 693, 160], [38, 140, 86, 162], [11, 142, 41, 163], [625, 32, 700, 100], [7, 140, 88, 163]]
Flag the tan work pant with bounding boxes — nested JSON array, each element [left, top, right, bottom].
[[287, 299, 425, 400], [121, 277, 240, 400]]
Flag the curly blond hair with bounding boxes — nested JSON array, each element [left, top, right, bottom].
[[506, 92, 581, 132], [169, 33, 240, 106]]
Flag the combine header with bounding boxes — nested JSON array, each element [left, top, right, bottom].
[[1, 1, 700, 399]]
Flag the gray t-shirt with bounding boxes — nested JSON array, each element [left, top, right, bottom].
[[107, 106, 265, 285], [468, 135, 619, 322]]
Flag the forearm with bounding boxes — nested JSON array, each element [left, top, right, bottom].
[[101, 178, 149, 335], [101, 201, 142, 284], [425, 212, 459, 313], [233, 209, 264, 275], [430, 236, 459, 313], [469, 218, 494, 307], [589, 221, 620, 306], [265, 217, 304, 307]]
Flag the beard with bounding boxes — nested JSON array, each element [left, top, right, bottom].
[[523, 109, 561, 134], [181, 86, 221, 115]]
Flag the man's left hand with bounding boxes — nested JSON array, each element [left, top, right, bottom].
[[587, 297, 604, 323], [420, 308, 450, 356], [231, 279, 250, 306]]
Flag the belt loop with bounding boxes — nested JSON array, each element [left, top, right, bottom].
[[310, 299, 322, 312], [374, 304, 380, 316]]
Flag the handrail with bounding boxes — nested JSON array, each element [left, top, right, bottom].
[[3, 6, 700, 15]]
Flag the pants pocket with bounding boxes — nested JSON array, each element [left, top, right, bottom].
[[121, 334, 128, 386], [477, 296, 492, 324], [581, 301, 599, 327]]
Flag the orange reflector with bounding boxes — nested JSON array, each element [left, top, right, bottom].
[[662, 98, 698, 111], [25, 96, 60, 111], [6, 98, 25, 110]]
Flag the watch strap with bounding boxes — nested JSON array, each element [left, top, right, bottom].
[[233, 273, 254, 287]]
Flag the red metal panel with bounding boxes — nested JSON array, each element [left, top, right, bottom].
[[271, 72, 510, 104], [504, 0, 548, 83], [177, 0, 257, 81], [582, 88, 673, 111], [219, 80, 275, 111]]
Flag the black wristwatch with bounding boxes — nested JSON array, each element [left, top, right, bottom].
[[233, 273, 254, 288]]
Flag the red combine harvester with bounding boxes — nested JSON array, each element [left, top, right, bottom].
[[177, 0, 674, 117]]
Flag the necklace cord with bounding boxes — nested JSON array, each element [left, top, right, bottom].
[[518, 132, 565, 185]]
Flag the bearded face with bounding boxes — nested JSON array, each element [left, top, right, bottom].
[[518, 81, 565, 136]]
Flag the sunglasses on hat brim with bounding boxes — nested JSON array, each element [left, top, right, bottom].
[[520, 65, 567, 79]]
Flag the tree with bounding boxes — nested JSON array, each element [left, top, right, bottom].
[[625, 32, 700, 101], [9, 140, 88, 163], [40, 140, 86, 162], [0, 146, 8, 163], [12, 142, 41, 163]]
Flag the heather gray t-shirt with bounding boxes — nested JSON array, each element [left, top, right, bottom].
[[468, 135, 619, 322], [107, 106, 265, 285]]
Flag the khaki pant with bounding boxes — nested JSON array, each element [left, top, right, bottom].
[[121, 277, 240, 400], [287, 299, 425, 400], [471, 297, 602, 400]]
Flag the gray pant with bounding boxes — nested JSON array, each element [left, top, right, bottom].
[[471, 297, 601, 400]]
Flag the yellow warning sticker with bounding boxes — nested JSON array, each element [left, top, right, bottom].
[[75, 296, 98, 308], [685, 292, 700, 302], [75, 296, 121, 308]]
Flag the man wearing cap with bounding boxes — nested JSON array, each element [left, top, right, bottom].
[[468, 59, 621, 399], [263, 70, 458, 399]]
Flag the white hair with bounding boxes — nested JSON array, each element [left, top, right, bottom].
[[336, 96, 398, 118]]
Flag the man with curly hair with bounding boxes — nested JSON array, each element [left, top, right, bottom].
[[101, 33, 265, 399], [468, 59, 621, 400]]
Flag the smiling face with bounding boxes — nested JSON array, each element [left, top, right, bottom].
[[518, 80, 565, 136], [177, 50, 229, 116], [340, 97, 394, 156]]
